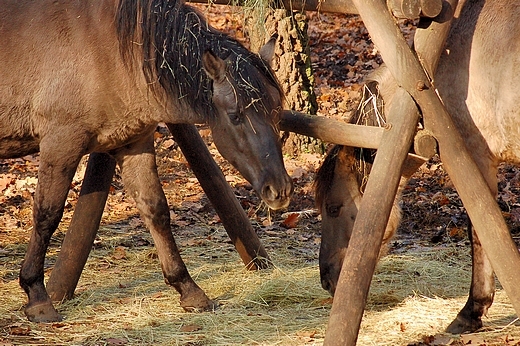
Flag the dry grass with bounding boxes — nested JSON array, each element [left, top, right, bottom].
[[2, 230, 520, 345]]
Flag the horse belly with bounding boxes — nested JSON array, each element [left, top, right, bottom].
[[464, 34, 520, 163], [438, 0, 520, 166], [0, 138, 40, 159], [465, 86, 520, 164]]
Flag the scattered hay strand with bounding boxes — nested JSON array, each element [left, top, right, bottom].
[[2, 236, 519, 345]]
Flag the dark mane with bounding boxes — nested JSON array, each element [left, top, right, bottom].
[[314, 144, 342, 213], [115, 0, 281, 120], [314, 81, 385, 210]]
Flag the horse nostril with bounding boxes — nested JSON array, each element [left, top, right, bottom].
[[321, 277, 336, 296], [321, 278, 333, 294], [262, 184, 278, 201]]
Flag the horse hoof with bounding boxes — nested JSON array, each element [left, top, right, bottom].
[[446, 315, 482, 334], [180, 291, 218, 312], [25, 302, 63, 323]]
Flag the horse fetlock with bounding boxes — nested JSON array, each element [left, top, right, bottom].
[[446, 297, 489, 334], [24, 300, 63, 323]]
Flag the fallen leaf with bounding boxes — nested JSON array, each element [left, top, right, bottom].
[[9, 325, 31, 336], [282, 213, 300, 228], [180, 324, 202, 332], [0, 176, 12, 191], [262, 218, 272, 227], [461, 333, 486, 345], [422, 335, 435, 344], [296, 330, 317, 338], [161, 138, 176, 149], [290, 167, 307, 180], [112, 246, 127, 260]]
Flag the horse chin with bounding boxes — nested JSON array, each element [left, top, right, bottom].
[[262, 195, 291, 210]]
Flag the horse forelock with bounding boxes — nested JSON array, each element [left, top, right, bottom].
[[116, 0, 282, 123], [229, 52, 283, 126]]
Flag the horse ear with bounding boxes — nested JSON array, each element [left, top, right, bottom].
[[258, 34, 277, 65], [202, 50, 226, 83]]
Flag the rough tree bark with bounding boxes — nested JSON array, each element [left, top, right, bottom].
[[247, 8, 322, 156]]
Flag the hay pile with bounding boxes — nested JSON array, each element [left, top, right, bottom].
[[2, 229, 519, 345]]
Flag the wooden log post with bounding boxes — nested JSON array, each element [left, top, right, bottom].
[[324, 87, 420, 346], [324, 0, 456, 344], [280, 110, 383, 149], [325, 0, 520, 344], [47, 153, 116, 301], [167, 124, 270, 269], [379, 0, 520, 319]]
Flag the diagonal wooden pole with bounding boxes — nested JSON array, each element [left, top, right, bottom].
[[167, 124, 270, 269]]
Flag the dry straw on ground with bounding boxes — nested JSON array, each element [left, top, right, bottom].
[[2, 228, 520, 345]]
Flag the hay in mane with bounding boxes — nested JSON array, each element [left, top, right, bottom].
[[116, 0, 282, 121], [314, 80, 386, 210]]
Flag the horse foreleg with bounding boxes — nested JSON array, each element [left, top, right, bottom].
[[446, 222, 495, 334], [114, 136, 216, 312], [20, 142, 84, 322]]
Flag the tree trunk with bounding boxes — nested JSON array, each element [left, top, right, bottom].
[[248, 9, 322, 156]]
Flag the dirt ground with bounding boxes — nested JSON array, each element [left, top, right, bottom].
[[1, 6, 520, 346]]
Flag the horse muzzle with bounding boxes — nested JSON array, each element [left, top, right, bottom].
[[258, 173, 293, 210]]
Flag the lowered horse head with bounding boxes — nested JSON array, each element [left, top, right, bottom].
[[314, 72, 414, 295], [117, 1, 292, 210]]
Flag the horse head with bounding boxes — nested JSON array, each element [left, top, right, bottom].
[[315, 145, 364, 294], [202, 40, 292, 210]]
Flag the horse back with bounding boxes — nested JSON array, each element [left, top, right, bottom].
[[0, 0, 161, 157]]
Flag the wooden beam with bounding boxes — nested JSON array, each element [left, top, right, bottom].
[[383, 2, 520, 327], [324, 0, 459, 344], [167, 123, 271, 270], [187, 0, 359, 14], [280, 110, 384, 149], [324, 87, 420, 346]]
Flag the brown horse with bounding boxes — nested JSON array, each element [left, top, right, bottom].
[[0, 0, 293, 322], [315, 0, 519, 334]]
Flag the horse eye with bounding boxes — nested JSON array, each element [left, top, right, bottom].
[[326, 204, 342, 218], [228, 112, 242, 125]]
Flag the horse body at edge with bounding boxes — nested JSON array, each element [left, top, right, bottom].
[[0, 0, 293, 322], [315, 0, 520, 334]]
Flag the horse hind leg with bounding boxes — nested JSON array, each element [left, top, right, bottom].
[[446, 222, 495, 334], [113, 136, 216, 312], [20, 138, 85, 322]]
